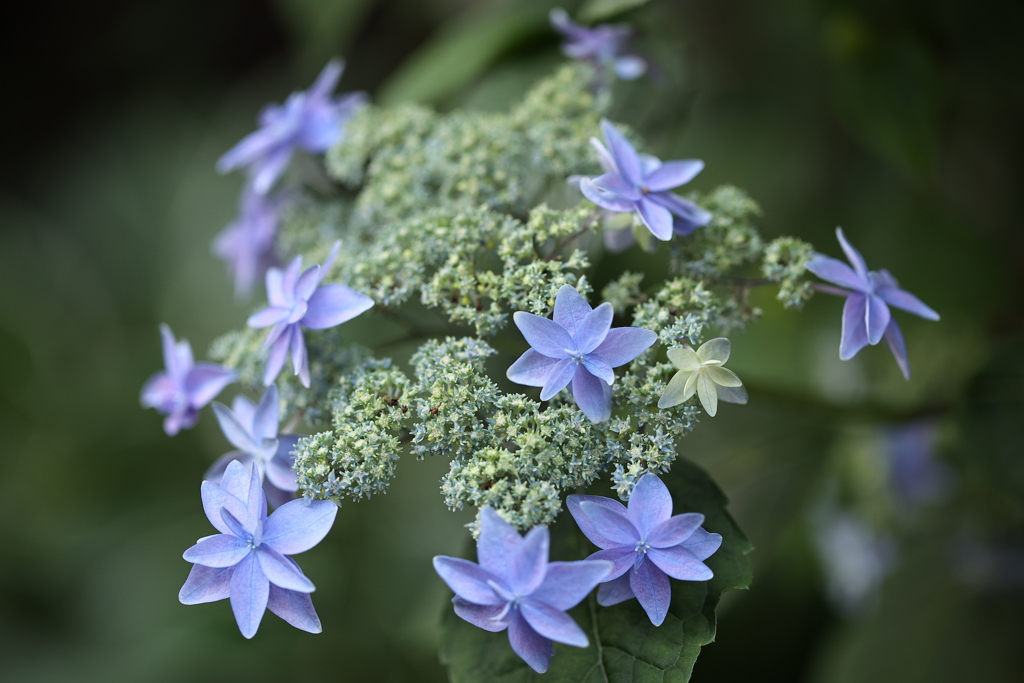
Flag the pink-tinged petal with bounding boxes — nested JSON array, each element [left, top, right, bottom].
[[584, 548, 634, 580], [507, 349, 560, 387], [627, 473, 673, 534], [308, 58, 343, 101], [589, 137, 618, 174], [295, 265, 321, 303], [629, 559, 671, 626], [840, 294, 870, 360], [267, 584, 321, 633], [648, 545, 714, 581], [644, 160, 704, 192], [453, 598, 508, 632], [433, 556, 504, 605], [540, 358, 576, 401], [263, 327, 293, 386], [263, 498, 337, 555], [302, 284, 374, 329], [213, 403, 260, 453], [578, 501, 639, 545], [204, 451, 251, 485], [865, 294, 891, 346], [580, 177, 636, 213], [509, 526, 550, 596], [571, 365, 612, 422], [836, 228, 869, 281], [179, 564, 233, 605], [583, 355, 614, 385], [477, 507, 522, 576], [883, 319, 911, 380], [258, 545, 315, 592], [521, 599, 588, 647], [682, 528, 723, 562], [648, 512, 705, 548], [592, 327, 656, 367], [183, 534, 251, 568], [251, 147, 293, 195], [592, 172, 640, 200], [600, 119, 642, 187], [201, 481, 249, 535], [247, 306, 291, 328], [140, 372, 177, 411], [873, 279, 940, 320], [507, 611, 554, 674], [805, 255, 865, 291], [597, 573, 634, 606], [513, 311, 575, 358], [530, 560, 615, 610], [252, 385, 279, 442], [566, 494, 628, 548], [575, 302, 614, 353], [185, 363, 236, 409], [229, 553, 270, 639], [636, 197, 673, 241], [553, 285, 592, 337]]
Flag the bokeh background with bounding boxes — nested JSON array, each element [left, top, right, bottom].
[[2, 0, 1023, 681]]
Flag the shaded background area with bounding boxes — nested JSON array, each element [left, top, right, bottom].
[[1, 0, 1022, 681]]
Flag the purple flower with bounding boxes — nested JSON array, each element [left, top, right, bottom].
[[214, 184, 281, 298], [140, 324, 236, 436], [433, 507, 612, 673], [247, 242, 374, 388], [806, 228, 939, 379], [506, 285, 657, 423], [567, 473, 722, 626], [579, 119, 711, 242], [206, 385, 300, 509], [217, 59, 367, 195], [179, 460, 337, 638], [549, 8, 647, 80]]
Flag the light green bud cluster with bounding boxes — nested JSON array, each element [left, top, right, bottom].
[[762, 236, 815, 309]]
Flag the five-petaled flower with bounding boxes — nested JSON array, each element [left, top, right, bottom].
[[549, 8, 647, 81], [433, 507, 613, 673], [207, 384, 300, 509], [248, 242, 374, 388], [140, 324, 236, 436], [658, 338, 747, 417], [805, 228, 939, 379], [580, 119, 711, 242], [214, 184, 281, 298], [217, 59, 367, 195], [568, 473, 722, 626], [179, 460, 337, 638], [506, 284, 657, 423]]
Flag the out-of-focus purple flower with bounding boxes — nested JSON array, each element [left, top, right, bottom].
[[217, 59, 367, 195], [806, 228, 939, 379], [433, 507, 612, 673], [247, 242, 374, 388], [179, 460, 337, 638], [886, 420, 951, 506], [506, 284, 656, 422], [214, 184, 281, 298], [140, 324, 236, 436], [550, 8, 647, 81], [579, 120, 711, 242], [207, 384, 300, 509], [568, 473, 721, 626]]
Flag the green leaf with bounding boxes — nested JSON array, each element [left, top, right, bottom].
[[439, 458, 753, 682], [578, 0, 652, 24]]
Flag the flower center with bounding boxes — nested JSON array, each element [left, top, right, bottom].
[[565, 348, 586, 364], [634, 539, 651, 555]]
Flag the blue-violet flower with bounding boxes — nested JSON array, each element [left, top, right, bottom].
[[433, 507, 612, 673], [549, 8, 647, 81], [214, 183, 281, 298], [507, 284, 657, 422]]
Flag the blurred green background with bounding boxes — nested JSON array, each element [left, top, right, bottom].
[[2, 0, 1022, 681]]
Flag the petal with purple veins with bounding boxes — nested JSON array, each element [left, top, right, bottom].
[[629, 559, 671, 626], [873, 278, 940, 321], [262, 498, 338, 555], [575, 302, 614, 353], [540, 358, 576, 401], [648, 512, 705, 548], [553, 285, 592, 337], [865, 294, 891, 346], [520, 599, 588, 647], [592, 172, 640, 200], [682, 528, 723, 561], [229, 552, 270, 639], [433, 557, 504, 605], [644, 160, 704, 192], [477, 507, 522, 577], [583, 547, 634, 580], [627, 473, 673, 533], [509, 526, 550, 596], [507, 611, 554, 674], [597, 572, 634, 606], [566, 494, 628, 549], [579, 501, 639, 545], [580, 177, 636, 213], [512, 312, 574, 358], [267, 584, 321, 633], [507, 349, 559, 388], [183, 534, 251, 568], [592, 327, 657, 367], [257, 545, 316, 592], [571, 365, 613, 422], [583, 355, 615, 385], [648, 545, 714, 581], [840, 293, 870, 360], [530, 560, 615, 610], [805, 255, 866, 291], [453, 598, 509, 632], [636, 197, 674, 241], [179, 564, 233, 605], [302, 284, 374, 330]]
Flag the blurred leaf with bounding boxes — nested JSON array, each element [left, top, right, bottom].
[[439, 458, 753, 682], [579, 0, 651, 23]]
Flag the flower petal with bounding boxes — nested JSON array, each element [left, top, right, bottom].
[[614, 55, 647, 80], [252, 385, 279, 442], [644, 160, 704, 192], [566, 494, 628, 549], [201, 482, 249, 535], [521, 599, 588, 647], [267, 435, 300, 491], [705, 366, 742, 388], [648, 512, 705, 548], [507, 611, 554, 674], [883, 319, 911, 380], [185, 363, 236, 409], [647, 191, 712, 227], [697, 372, 718, 416], [184, 534, 251, 568], [509, 526, 550, 596], [229, 552, 270, 639], [593, 327, 657, 367], [247, 306, 291, 328], [592, 172, 640, 201], [571, 365, 613, 422], [836, 228, 869, 281], [865, 294, 891, 346], [290, 325, 309, 387], [507, 349, 559, 388], [433, 556, 504, 605], [874, 277, 940, 321], [648, 545, 714, 581], [840, 293, 870, 360], [600, 119, 642, 187], [267, 584, 321, 633], [716, 384, 749, 405], [575, 302, 614, 354], [302, 284, 374, 330], [580, 178, 636, 213], [513, 311, 575, 358], [179, 564, 233, 605], [696, 337, 730, 364], [627, 473, 673, 533], [263, 326, 293, 386], [140, 372, 177, 411], [583, 548, 634, 580], [250, 147, 293, 195], [257, 545, 315, 592], [629, 559, 671, 626], [477, 507, 522, 577], [805, 255, 865, 291], [589, 137, 618, 174], [530, 560, 615, 610], [583, 355, 615, 385], [666, 346, 701, 372], [682, 528, 723, 561], [597, 573, 635, 606], [552, 285, 592, 337], [308, 58, 344, 102], [636, 197, 673, 241], [453, 597, 509, 632], [540, 358, 576, 401], [204, 451, 251, 485], [579, 500, 639, 545], [159, 324, 187, 379], [213, 402, 260, 454], [658, 370, 694, 409], [262, 498, 338, 555]]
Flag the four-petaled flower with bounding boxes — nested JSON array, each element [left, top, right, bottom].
[[207, 384, 300, 509], [140, 324, 236, 436], [248, 242, 374, 388], [580, 119, 711, 242], [507, 284, 657, 422], [658, 337, 747, 417], [179, 460, 337, 638], [805, 228, 939, 379], [433, 507, 613, 673], [568, 473, 722, 626], [217, 59, 367, 195], [549, 8, 647, 81], [214, 184, 281, 298]]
